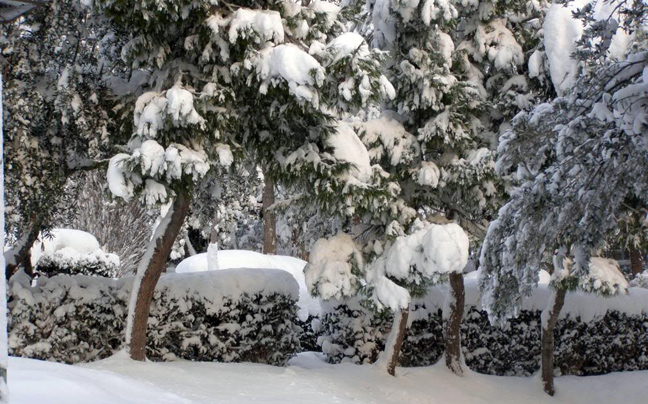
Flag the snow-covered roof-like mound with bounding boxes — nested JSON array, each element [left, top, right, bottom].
[[175, 250, 320, 321]]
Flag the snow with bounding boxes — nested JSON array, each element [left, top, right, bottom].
[[228, 9, 284, 44], [157, 268, 299, 307], [326, 32, 369, 63], [107, 153, 135, 200], [543, 4, 582, 95], [327, 123, 373, 183], [309, 1, 340, 27], [357, 116, 418, 166], [253, 44, 325, 104], [31, 229, 103, 266], [372, 276, 411, 311], [10, 352, 648, 404], [175, 249, 319, 320], [379, 223, 469, 283], [305, 234, 363, 301], [543, 0, 633, 95], [417, 161, 440, 187], [580, 257, 629, 295], [10, 356, 191, 404]]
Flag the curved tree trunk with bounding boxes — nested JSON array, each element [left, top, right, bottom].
[[445, 272, 465, 375], [262, 173, 277, 255], [377, 307, 410, 376], [5, 217, 41, 279], [127, 190, 191, 361], [541, 286, 567, 396], [629, 247, 644, 276]]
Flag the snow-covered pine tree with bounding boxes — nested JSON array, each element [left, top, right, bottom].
[[98, 0, 399, 360], [480, 0, 646, 395], [344, 0, 509, 375], [1, 0, 115, 278]]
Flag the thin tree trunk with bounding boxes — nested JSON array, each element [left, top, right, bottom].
[[445, 272, 465, 375], [629, 247, 644, 276], [5, 218, 41, 279], [376, 307, 409, 376], [127, 191, 191, 361], [207, 225, 219, 272], [541, 286, 567, 396], [262, 173, 277, 255]]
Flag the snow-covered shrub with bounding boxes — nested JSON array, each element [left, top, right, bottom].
[[146, 270, 301, 365], [7, 271, 125, 364], [8, 269, 302, 365], [175, 250, 321, 352], [319, 281, 648, 376], [32, 229, 121, 278]]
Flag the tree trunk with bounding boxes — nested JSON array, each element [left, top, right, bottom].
[[541, 286, 567, 396], [629, 247, 644, 276], [5, 218, 41, 279], [376, 307, 409, 376], [445, 272, 465, 375], [262, 173, 277, 255], [127, 190, 191, 361]]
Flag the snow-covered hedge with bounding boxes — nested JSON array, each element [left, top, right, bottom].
[[8, 269, 301, 365], [175, 250, 321, 351], [319, 281, 648, 375]]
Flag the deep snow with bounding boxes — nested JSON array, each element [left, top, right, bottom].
[[9, 352, 648, 404]]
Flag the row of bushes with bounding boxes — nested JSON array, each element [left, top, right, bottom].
[[8, 269, 302, 365], [317, 282, 648, 376]]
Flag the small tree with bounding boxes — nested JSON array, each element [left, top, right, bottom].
[[479, 0, 647, 395], [2, 0, 115, 277]]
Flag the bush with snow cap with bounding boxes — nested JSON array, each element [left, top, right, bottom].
[[32, 229, 121, 278]]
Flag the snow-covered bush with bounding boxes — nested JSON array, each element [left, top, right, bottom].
[[32, 229, 120, 278], [8, 269, 301, 365], [319, 281, 648, 376], [175, 249, 321, 351]]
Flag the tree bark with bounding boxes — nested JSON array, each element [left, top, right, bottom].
[[5, 218, 41, 279], [262, 173, 277, 255], [541, 286, 567, 396], [128, 190, 191, 361], [380, 308, 409, 376], [445, 272, 465, 375], [629, 247, 644, 276]]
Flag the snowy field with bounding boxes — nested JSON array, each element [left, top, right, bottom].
[[9, 352, 648, 404]]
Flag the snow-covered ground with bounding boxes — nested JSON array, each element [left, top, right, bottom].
[[9, 352, 648, 404]]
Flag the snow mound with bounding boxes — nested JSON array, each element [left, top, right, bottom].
[[305, 234, 363, 301], [9, 356, 192, 404], [176, 250, 318, 320], [31, 229, 115, 267], [228, 9, 284, 44], [254, 44, 325, 104], [327, 123, 373, 184]]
